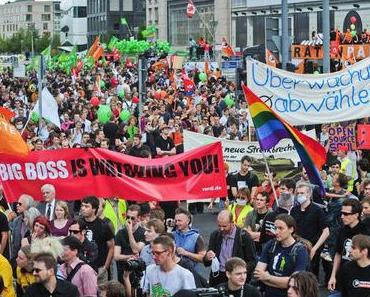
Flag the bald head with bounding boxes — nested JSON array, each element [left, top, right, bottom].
[[217, 210, 234, 234], [218, 210, 232, 223]]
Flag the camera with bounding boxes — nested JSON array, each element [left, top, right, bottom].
[[122, 258, 146, 273]]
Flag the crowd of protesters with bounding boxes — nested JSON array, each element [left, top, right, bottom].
[[0, 46, 369, 297]]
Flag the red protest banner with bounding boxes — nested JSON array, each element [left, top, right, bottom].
[[0, 142, 226, 202], [357, 124, 370, 150]]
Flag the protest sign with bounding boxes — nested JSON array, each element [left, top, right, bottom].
[[327, 125, 357, 152], [184, 130, 316, 173], [0, 142, 226, 202], [246, 57, 370, 125], [357, 124, 370, 150]]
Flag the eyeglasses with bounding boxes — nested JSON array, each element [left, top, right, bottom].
[[126, 216, 136, 221], [341, 211, 354, 216], [151, 249, 168, 256], [32, 268, 44, 273], [69, 230, 81, 234]]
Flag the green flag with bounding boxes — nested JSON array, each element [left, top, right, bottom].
[[120, 17, 127, 25], [41, 45, 51, 57]]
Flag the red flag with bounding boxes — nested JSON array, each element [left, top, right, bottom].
[[187, 0, 196, 18], [357, 125, 370, 150]]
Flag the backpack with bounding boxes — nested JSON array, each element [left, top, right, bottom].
[[267, 239, 310, 274]]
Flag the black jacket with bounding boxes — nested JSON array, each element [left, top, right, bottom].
[[204, 226, 256, 279]]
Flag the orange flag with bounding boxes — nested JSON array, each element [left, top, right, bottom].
[[92, 46, 104, 62], [87, 36, 100, 57], [265, 49, 279, 67], [0, 113, 29, 157]]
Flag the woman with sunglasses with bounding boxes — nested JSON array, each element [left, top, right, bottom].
[[21, 215, 50, 247], [15, 245, 35, 296], [287, 271, 319, 297]]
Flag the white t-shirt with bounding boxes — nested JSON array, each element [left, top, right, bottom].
[[142, 264, 196, 297]]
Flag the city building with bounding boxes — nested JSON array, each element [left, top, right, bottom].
[[146, 0, 167, 40], [231, 0, 370, 50], [150, 0, 231, 48], [87, 0, 146, 45], [60, 0, 88, 52], [0, 0, 61, 39]]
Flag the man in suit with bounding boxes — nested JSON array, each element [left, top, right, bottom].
[[37, 184, 57, 221], [204, 210, 256, 287]]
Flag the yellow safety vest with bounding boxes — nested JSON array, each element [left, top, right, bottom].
[[103, 199, 127, 234], [228, 203, 253, 228], [341, 158, 355, 192]]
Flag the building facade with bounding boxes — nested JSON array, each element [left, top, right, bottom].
[[0, 0, 61, 39], [162, 0, 232, 48], [87, 0, 146, 45], [146, 0, 167, 40], [60, 0, 88, 51], [231, 0, 370, 50]]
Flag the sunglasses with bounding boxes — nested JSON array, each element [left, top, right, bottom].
[[126, 216, 136, 221], [341, 211, 354, 216], [151, 249, 168, 256], [69, 230, 81, 234]]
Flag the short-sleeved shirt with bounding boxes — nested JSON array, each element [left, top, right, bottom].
[[259, 239, 309, 297], [336, 222, 370, 265], [290, 202, 328, 245], [115, 226, 146, 256], [83, 218, 114, 269], [60, 259, 97, 297], [338, 260, 370, 297], [142, 264, 196, 297], [155, 135, 175, 152], [230, 172, 259, 193]]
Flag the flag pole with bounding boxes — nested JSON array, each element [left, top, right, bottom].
[[261, 149, 279, 206]]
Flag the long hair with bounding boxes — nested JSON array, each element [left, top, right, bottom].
[[288, 271, 319, 297]]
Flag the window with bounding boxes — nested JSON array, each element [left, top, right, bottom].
[[41, 14, 51, 21], [43, 23, 48, 30], [44, 5, 50, 12], [26, 14, 32, 22], [27, 5, 32, 12], [73, 7, 87, 18]]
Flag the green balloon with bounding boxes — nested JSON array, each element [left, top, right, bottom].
[[199, 72, 207, 82], [97, 105, 112, 124], [100, 80, 106, 89], [31, 112, 39, 122], [224, 94, 234, 107], [118, 89, 125, 98], [119, 109, 131, 122]]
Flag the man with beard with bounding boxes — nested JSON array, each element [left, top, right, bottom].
[[24, 253, 79, 297], [127, 134, 151, 158]]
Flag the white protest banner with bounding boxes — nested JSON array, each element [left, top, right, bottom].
[[184, 130, 316, 173], [246, 57, 370, 125]]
